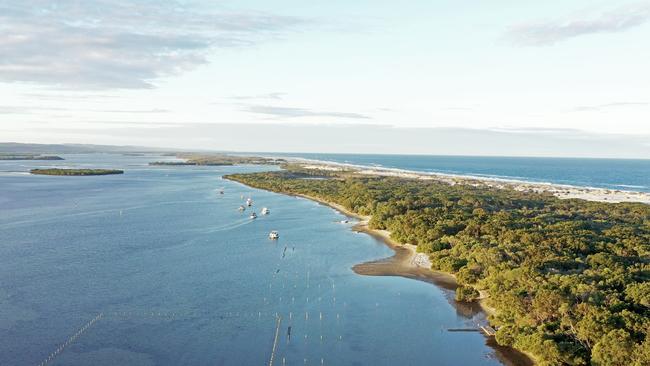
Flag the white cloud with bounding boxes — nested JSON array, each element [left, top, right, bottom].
[[505, 3, 650, 46], [243, 105, 371, 120], [0, 1, 309, 89]]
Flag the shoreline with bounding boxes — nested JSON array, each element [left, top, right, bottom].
[[291, 192, 535, 366], [287, 159, 650, 205], [225, 176, 535, 365], [293, 193, 456, 286]]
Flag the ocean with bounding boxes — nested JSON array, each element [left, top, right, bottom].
[[0, 154, 514, 365], [267, 153, 650, 192]]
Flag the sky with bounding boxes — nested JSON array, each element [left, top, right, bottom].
[[1, 0, 649, 158]]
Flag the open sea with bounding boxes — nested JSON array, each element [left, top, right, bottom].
[[267, 153, 650, 193], [0, 154, 514, 366]]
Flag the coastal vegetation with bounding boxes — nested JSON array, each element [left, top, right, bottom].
[[149, 161, 233, 166], [149, 153, 285, 166], [226, 168, 650, 366], [30, 168, 123, 176]]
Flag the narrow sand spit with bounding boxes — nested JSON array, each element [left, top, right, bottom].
[[292, 193, 457, 288], [293, 160, 650, 204]]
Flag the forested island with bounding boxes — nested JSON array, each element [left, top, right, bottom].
[[150, 153, 285, 166], [226, 167, 650, 366], [30, 168, 123, 176]]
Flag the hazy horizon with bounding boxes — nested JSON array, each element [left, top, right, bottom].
[[3, 123, 649, 159]]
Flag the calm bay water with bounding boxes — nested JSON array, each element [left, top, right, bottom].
[[269, 153, 650, 192], [0, 154, 507, 366]]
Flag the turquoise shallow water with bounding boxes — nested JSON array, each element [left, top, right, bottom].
[[1, 154, 506, 365]]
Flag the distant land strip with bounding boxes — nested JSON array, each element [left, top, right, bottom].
[[149, 153, 285, 166], [0, 153, 63, 160], [30, 169, 123, 176]]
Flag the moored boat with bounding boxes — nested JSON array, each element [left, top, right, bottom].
[[268, 231, 279, 239]]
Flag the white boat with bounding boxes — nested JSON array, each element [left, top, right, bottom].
[[269, 231, 279, 239], [261, 207, 270, 215], [250, 212, 257, 219], [246, 198, 253, 207], [238, 205, 246, 211]]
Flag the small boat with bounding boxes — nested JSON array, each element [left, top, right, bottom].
[[269, 231, 279, 239], [261, 207, 270, 215], [238, 205, 246, 211], [246, 198, 253, 207], [250, 212, 257, 219], [340, 219, 349, 224]]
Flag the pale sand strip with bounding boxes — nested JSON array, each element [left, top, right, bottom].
[[295, 161, 650, 204]]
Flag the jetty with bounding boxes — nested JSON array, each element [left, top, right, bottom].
[[447, 328, 480, 332], [479, 325, 497, 336]]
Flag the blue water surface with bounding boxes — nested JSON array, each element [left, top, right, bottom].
[[0, 154, 507, 366]]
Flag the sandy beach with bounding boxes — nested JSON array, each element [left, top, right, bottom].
[[292, 193, 458, 288], [350, 220, 458, 290]]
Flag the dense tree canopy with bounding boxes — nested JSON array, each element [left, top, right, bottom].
[[227, 169, 650, 366]]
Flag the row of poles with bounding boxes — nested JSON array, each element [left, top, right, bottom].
[[37, 313, 103, 366], [266, 245, 346, 366]]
